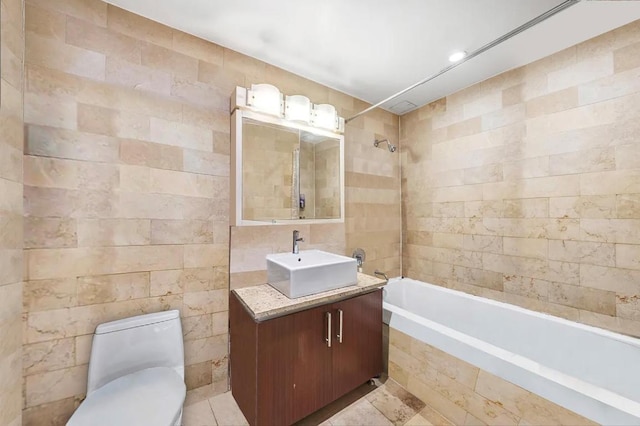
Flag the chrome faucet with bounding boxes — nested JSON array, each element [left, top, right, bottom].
[[292, 230, 304, 254]]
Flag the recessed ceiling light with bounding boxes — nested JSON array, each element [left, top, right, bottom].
[[448, 51, 467, 63]]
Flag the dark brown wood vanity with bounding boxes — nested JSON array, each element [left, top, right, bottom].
[[229, 276, 384, 426]]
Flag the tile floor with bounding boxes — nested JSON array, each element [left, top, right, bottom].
[[182, 378, 452, 426]]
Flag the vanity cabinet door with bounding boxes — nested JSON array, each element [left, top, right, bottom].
[[256, 311, 296, 425], [331, 289, 383, 400], [292, 304, 333, 421]]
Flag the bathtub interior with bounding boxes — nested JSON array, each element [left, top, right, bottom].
[[383, 278, 640, 406]]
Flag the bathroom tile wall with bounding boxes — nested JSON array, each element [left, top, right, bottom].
[[400, 20, 640, 337], [21, 0, 401, 422], [0, 1, 24, 425]]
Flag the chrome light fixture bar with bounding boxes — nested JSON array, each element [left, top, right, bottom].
[[346, 0, 581, 123]]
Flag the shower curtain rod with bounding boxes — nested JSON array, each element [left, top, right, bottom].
[[346, 0, 581, 123]]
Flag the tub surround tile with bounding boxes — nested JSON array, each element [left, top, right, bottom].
[[389, 329, 598, 426], [401, 20, 640, 336], [233, 273, 385, 321]]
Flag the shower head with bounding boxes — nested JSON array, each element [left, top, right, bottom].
[[374, 138, 397, 153]]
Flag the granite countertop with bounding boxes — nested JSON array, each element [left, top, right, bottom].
[[233, 273, 386, 322]]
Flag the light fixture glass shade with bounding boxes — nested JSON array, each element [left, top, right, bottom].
[[285, 95, 312, 123], [247, 84, 283, 117], [311, 104, 337, 130]]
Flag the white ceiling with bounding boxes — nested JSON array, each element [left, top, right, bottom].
[[103, 0, 640, 115]]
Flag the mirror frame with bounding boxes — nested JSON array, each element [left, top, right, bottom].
[[231, 106, 345, 227]]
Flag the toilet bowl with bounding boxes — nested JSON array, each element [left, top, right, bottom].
[[67, 310, 186, 426]]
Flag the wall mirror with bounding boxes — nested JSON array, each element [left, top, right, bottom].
[[231, 86, 345, 226]]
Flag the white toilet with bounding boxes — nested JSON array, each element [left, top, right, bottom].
[[67, 310, 186, 426]]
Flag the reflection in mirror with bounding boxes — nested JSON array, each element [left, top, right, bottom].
[[241, 118, 342, 222]]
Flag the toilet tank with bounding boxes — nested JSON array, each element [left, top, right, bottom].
[[86, 310, 184, 395]]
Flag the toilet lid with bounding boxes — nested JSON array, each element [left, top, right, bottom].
[[67, 367, 186, 426]]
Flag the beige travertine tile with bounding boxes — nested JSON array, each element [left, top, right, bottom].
[[616, 143, 640, 170], [549, 196, 616, 219], [502, 198, 548, 219], [548, 282, 616, 315], [580, 218, 640, 244], [580, 263, 640, 295], [25, 365, 87, 407], [549, 147, 615, 175], [77, 219, 150, 247], [184, 244, 228, 269], [406, 377, 468, 426], [25, 125, 120, 164], [614, 40, 640, 73], [185, 361, 213, 390], [120, 139, 183, 171], [474, 370, 595, 426], [140, 42, 198, 79], [463, 235, 503, 254], [211, 311, 228, 336], [74, 335, 93, 366], [331, 399, 393, 426], [173, 32, 222, 65], [105, 56, 171, 95], [23, 338, 75, 376], [23, 278, 77, 311], [151, 220, 213, 245], [209, 391, 249, 426], [616, 244, 640, 270], [77, 272, 150, 305], [183, 290, 228, 317], [548, 240, 614, 267], [107, 5, 173, 49], [149, 117, 212, 152], [525, 87, 578, 118], [65, 15, 141, 64], [25, 3, 66, 42], [503, 275, 549, 301], [0, 213, 22, 250], [502, 237, 547, 260], [26, 32, 105, 81], [24, 217, 77, 249], [24, 92, 77, 130], [579, 64, 640, 106], [183, 399, 218, 426], [171, 76, 228, 110], [580, 169, 640, 196], [580, 310, 640, 337], [182, 315, 213, 342], [410, 338, 480, 389], [28, 245, 184, 280], [22, 396, 80, 426]]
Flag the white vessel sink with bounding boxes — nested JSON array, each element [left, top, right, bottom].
[[266, 250, 358, 298]]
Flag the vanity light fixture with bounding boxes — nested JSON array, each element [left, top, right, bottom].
[[311, 103, 338, 131], [232, 85, 345, 133], [285, 95, 312, 123], [448, 50, 467, 63], [246, 83, 284, 117]]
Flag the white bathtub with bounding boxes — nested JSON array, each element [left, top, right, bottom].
[[383, 277, 640, 425]]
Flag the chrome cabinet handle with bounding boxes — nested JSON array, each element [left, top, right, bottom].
[[326, 312, 332, 347], [337, 309, 343, 343]]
